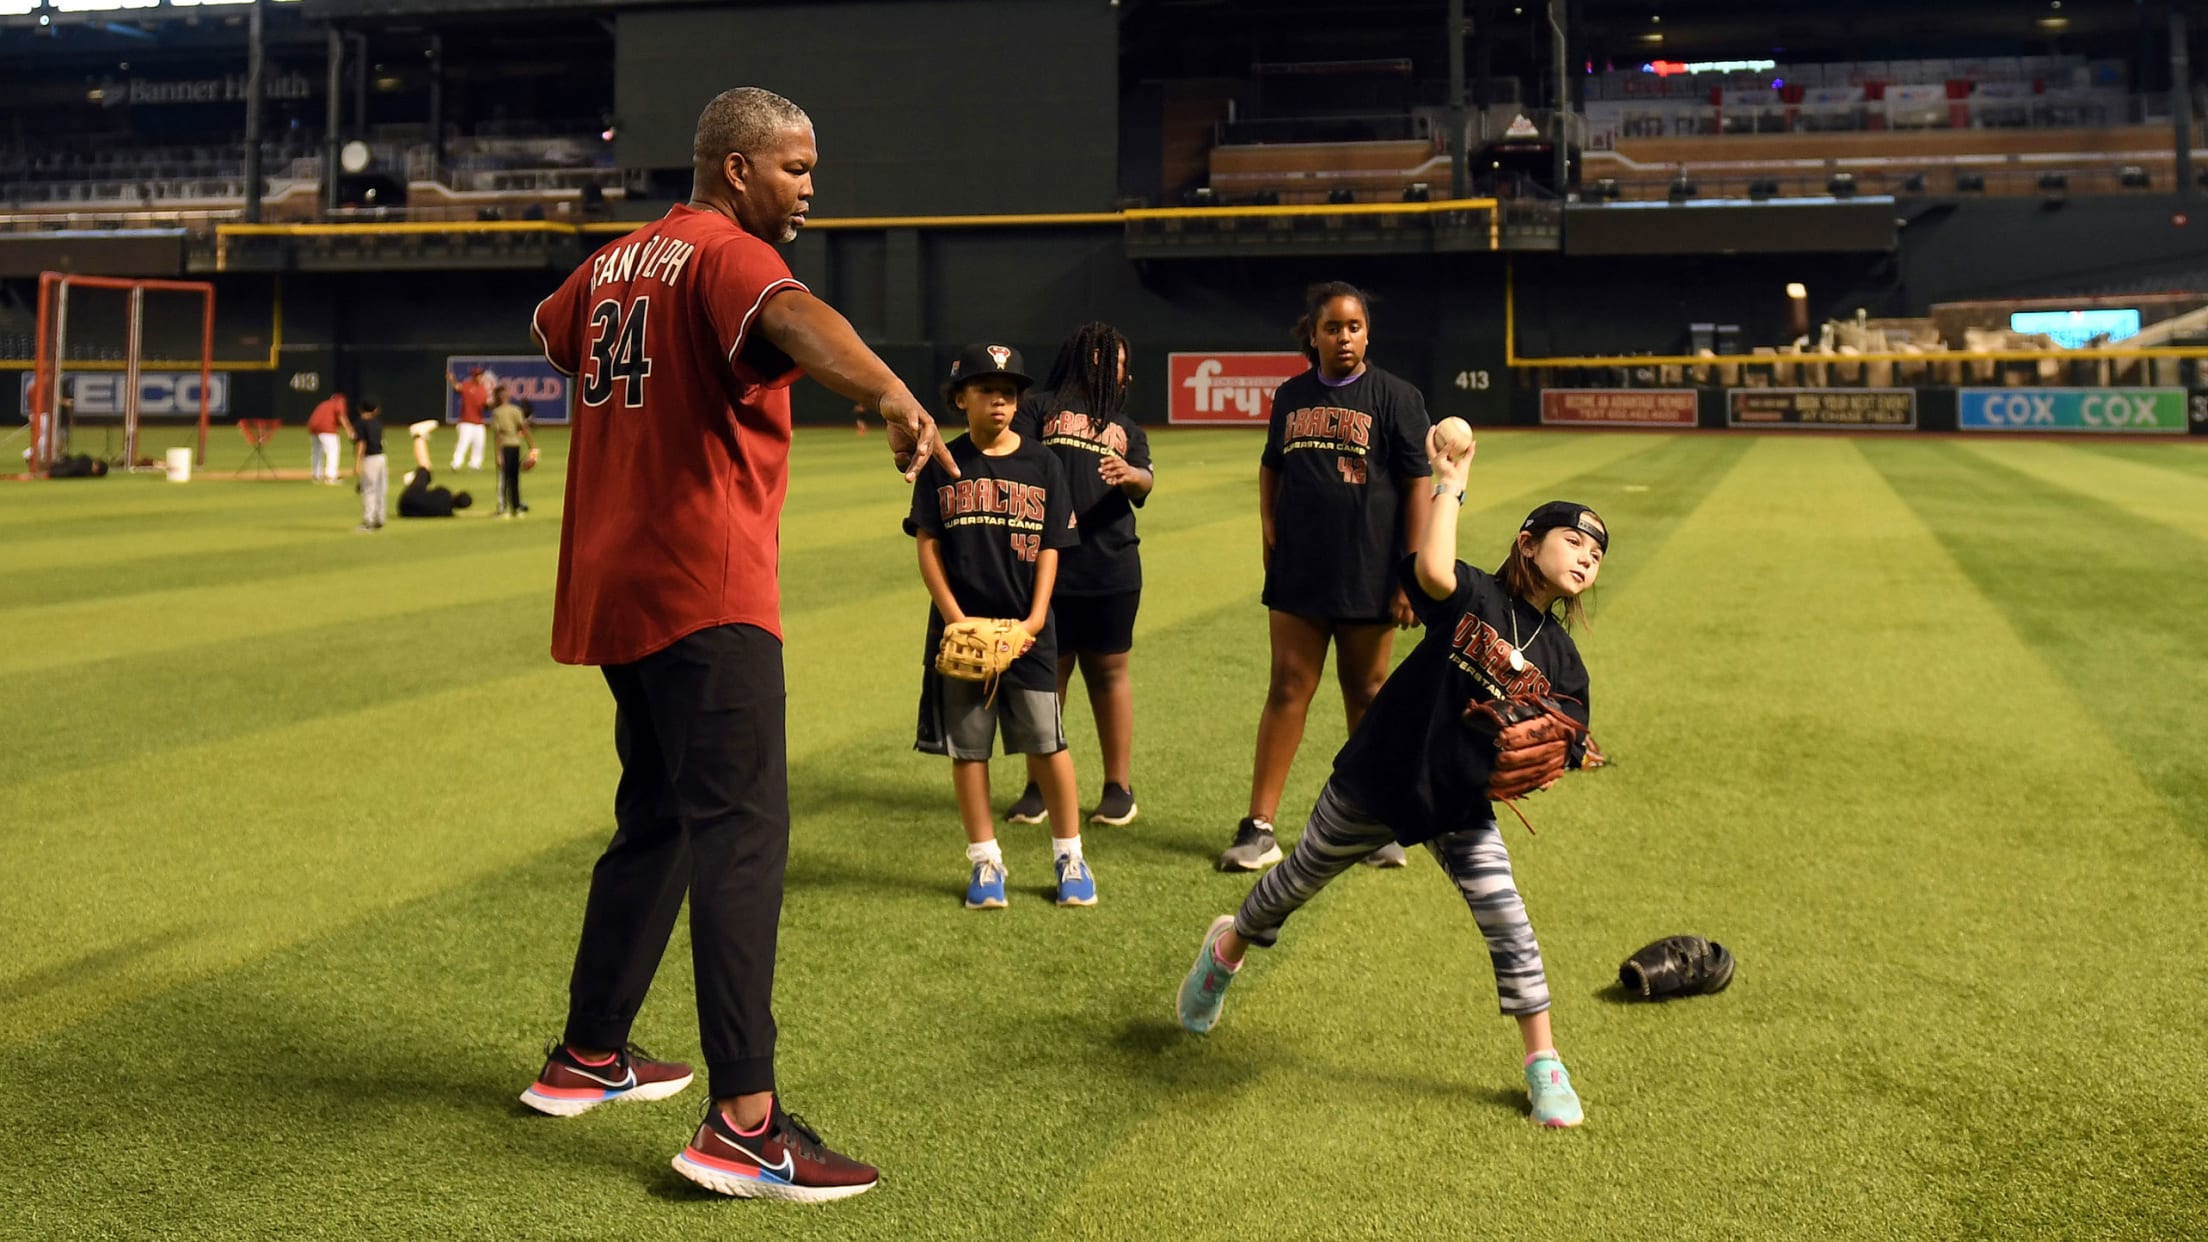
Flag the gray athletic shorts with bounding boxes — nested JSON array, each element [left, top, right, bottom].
[[914, 671, 1066, 760]]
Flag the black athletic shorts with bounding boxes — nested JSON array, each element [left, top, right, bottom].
[[1053, 590, 1140, 655]]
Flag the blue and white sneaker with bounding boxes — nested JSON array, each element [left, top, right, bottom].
[[1176, 915, 1240, 1034], [965, 858, 1008, 910], [1526, 1055, 1584, 1128], [1054, 853, 1098, 906]]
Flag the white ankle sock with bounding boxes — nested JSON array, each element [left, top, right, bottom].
[[966, 840, 1003, 866], [1052, 834, 1081, 862]]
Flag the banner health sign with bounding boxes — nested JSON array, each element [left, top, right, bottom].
[[1540, 389, 1698, 427], [1728, 388, 1916, 428], [19, 371, 229, 418], [445, 355, 571, 425], [1168, 352, 1308, 426], [1958, 388, 2186, 434]]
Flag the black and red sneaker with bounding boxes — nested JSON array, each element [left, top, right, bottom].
[[518, 1042, 695, 1117], [672, 1100, 880, 1203]]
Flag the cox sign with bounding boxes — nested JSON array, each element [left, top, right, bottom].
[[445, 354, 571, 425], [18, 371, 228, 417], [1168, 352, 1308, 426], [1958, 388, 2186, 434]]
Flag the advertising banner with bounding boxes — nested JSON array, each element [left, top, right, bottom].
[[1540, 388, 1698, 427], [1727, 388, 1917, 428], [19, 371, 229, 418], [1167, 351, 1308, 426], [1957, 388, 2186, 434], [445, 354, 572, 425]]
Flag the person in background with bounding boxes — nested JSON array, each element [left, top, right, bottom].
[[350, 396, 388, 532], [448, 365, 492, 470], [306, 391, 351, 485], [398, 466, 474, 518], [490, 383, 538, 518]]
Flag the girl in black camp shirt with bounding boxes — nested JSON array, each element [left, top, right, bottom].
[[1178, 424, 1607, 1130], [1219, 282, 1432, 873]]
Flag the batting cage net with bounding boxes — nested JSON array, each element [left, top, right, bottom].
[[27, 272, 216, 473]]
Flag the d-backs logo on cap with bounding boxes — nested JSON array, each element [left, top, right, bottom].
[[988, 345, 1012, 370]]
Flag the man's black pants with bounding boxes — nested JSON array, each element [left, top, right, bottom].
[[562, 624, 788, 1098], [498, 445, 523, 513]]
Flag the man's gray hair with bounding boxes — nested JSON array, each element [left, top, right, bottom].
[[693, 87, 811, 165]]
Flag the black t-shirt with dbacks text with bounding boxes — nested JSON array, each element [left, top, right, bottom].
[[1331, 557, 1591, 846], [1260, 365, 1433, 621], [905, 433, 1079, 692], [1013, 392, 1153, 596]]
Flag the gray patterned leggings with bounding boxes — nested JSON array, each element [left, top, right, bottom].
[[1232, 780, 1552, 1015]]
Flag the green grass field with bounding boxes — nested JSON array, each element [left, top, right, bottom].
[[4, 425, 2205, 1241]]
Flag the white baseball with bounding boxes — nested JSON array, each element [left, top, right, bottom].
[[1434, 416, 1474, 458]]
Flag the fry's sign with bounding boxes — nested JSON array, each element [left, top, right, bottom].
[[1167, 352, 1309, 426]]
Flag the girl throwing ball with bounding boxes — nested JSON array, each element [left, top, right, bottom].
[[1178, 423, 1607, 1129]]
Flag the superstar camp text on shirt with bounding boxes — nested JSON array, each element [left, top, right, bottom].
[[905, 434, 1080, 693], [1259, 366, 1433, 621], [1011, 393, 1152, 597]]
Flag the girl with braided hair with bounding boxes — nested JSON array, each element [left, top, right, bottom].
[[1000, 322, 1155, 829]]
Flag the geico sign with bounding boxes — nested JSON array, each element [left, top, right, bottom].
[[22, 372, 229, 417]]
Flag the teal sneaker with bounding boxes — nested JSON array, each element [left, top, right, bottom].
[[1176, 915, 1240, 1034], [965, 858, 1008, 910], [1054, 853, 1098, 907], [1526, 1055, 1584, 1128]]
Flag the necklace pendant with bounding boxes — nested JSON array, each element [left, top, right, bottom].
[[1508, 648, 1527, 673]]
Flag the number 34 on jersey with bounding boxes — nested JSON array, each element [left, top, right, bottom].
[[582, 297, 653, 408]]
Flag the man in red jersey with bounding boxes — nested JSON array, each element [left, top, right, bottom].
[[518, 86, 953, 1204], [445, 365, 490, 471]]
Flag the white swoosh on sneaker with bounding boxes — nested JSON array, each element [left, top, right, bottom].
[[712, 1132, 796, 1181], [566, 1065, 637, 1089]]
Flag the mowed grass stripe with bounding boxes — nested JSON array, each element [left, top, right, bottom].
[[1954, 438, 2208, 541], [1047, 437, 2208, 1240], [0, 663, 614, 1048], [0, 540, 558, 677], [0, 594, 558, 790], [1866, 439, 2208, 838], [2068, 438, 2208, 478]]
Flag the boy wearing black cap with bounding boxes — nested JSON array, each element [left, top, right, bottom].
[[906, 344, 1094, 909], [1177, 422, 1606, 1129]]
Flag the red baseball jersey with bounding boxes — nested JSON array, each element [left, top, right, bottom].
[[532, 204, 808, 665], [306, 394, 347, 434], [457, 378, 489, 425]]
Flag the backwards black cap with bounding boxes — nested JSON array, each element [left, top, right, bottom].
[[1520, 500, 1609, 552]]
